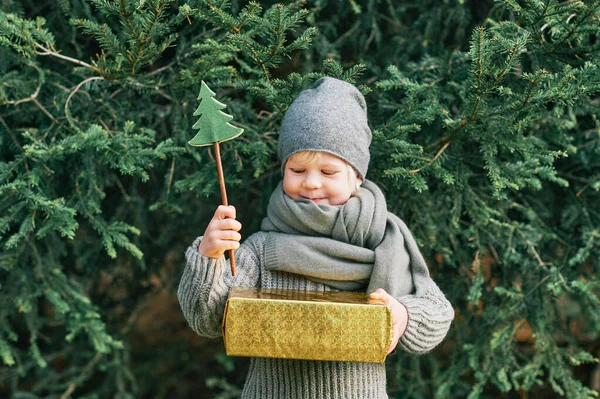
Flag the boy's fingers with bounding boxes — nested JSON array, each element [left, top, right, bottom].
[[214, 205, 236, 220], [199, 206, 240, 258], [370, 288, 406, 355], [218, 230, 242, 241], [215, 218, 242, 232], [217, 239, 240, 250], [370, 288, 390, 305]]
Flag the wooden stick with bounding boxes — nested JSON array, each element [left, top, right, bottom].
[[213, 142, 237, 276]]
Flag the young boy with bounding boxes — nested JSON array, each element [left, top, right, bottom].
[[178, 77, 454, 399]]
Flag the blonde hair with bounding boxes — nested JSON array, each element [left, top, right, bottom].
[[285, 151, 362, 195]]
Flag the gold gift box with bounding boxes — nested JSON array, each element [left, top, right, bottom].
[[222, 287, 393, 363]]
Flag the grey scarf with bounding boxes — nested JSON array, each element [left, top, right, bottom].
[[260, 180, 431, 298]]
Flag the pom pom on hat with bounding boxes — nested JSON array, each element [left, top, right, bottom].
[[278, 77, 372, 180]]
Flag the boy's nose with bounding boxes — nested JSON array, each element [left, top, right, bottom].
[[303, 174, 322, 189]]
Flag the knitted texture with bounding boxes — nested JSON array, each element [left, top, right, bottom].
[[278, 77, 372, 179], [178, 233, 454, 399]]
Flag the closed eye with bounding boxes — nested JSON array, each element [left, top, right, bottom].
[[290, 168, 305, 174], [322, 170, 339, 176]]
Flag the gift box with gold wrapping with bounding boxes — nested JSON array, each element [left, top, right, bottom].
[[222, 287, 393, 363]]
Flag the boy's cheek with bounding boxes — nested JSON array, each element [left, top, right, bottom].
[[282, 176, 298, 198]]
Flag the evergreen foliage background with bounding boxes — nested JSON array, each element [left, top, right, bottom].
[[1, 0, 599, 397]]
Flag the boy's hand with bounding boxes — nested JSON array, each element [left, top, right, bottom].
[[370, 288, 408, 354], [198, 205, 242, 259]]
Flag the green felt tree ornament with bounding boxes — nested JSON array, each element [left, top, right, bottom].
[[188, 81, 244, 275], [189, 82, 244, 146]]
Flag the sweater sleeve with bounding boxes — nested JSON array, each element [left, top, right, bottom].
[[397, 279, 454, 354], [177, 233, 263, 338]]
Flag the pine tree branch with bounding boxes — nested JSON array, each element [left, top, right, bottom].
[[495, 42, 520, 82], [332, 20, 361, 47], [427, 117, 470, 153], [525, 238, 548, 267], [235, 2, 260, 33], [263, 5, 284, 66], [364, 21, 378, 52], [59, 353, 103, 399], [557, 0, 599, 46], [410, 140, 451, 174], [3, 84, 41, 105], [118, 0, 155, 74], [119, 0, 139, 41], [147, 61, 175, 76], [65, 76, 105, 126], [166, 158, 175, 198], [576, 183, 591, 198], [98, 118, 114, 136], [0, 117, 23, 151], [125, 81, 173, 102], [470, 98, 481, 121], [35, 43, 100, 73], [530, 0, 553, 26], [129, 0, 167, 75], [2, 63, 55, 120], [576, 137, 600, 150], [516, 193, 570, 247], [113, 175, 131, 202], [204, 0, 237, 32], [242, 44, 271, 80], [520, 72, 543, 109], [470, 27, 486, 121], [32, 98, 55, 121], [557, 171, 592, 184], [474, 27, 484, 91]]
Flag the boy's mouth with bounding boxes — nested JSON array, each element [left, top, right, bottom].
[[301, 196, 326, 203]]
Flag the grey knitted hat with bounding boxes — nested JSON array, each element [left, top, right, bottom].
[[278, 77, 372, 180]]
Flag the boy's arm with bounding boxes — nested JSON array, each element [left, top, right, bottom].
[[177, 233, 262, 338], [396, 279, 454, 354]]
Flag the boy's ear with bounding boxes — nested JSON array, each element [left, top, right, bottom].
[[355, 177, 363, 194]]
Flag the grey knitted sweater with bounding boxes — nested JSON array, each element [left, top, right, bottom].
[[178, 232, 454, 399]]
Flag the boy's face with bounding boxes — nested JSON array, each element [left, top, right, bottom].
[[283, 152, 356, 206]]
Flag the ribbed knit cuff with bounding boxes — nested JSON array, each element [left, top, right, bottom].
[[397, 282, 454, 354], [179, 236, 231, 338], [184, 236, 226, 282], [183, 236, 232, 300], [184, 236, 203, 266], [264, 233, 279, 270]]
